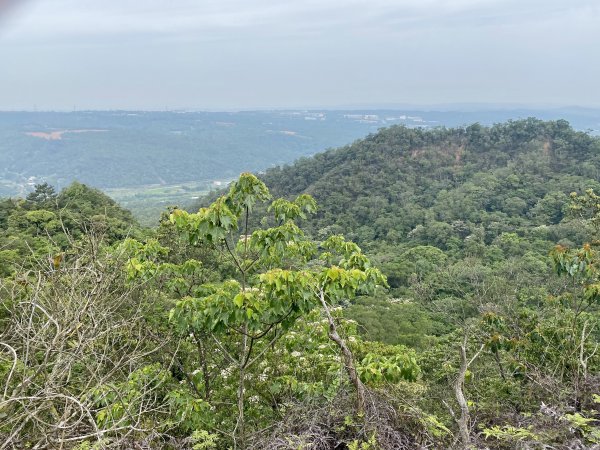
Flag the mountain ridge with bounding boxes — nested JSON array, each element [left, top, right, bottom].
[[253, 118, 600, 252]]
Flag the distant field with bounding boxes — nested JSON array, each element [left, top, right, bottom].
[[0, 110, 390, 198], [105, 179, 230, 226]]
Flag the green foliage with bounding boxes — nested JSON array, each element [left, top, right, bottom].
[[166, 389, 212, 433], [0, 181, 143, 274], [358, 351, 420, 384], [258, 119, 599, 259], [347, 433, 378, 450], [564, 413, 600, 444], [5, 120, 600, 449], [421, 414, 452, 439], [482, 425, 539, 444], [190, 430, 219, 450], [90, 364, 172, 430], [125, 173, 390, 446], [345, 296, 444, 348]]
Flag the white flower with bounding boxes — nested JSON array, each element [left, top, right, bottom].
[[291, 351, 302, 358]]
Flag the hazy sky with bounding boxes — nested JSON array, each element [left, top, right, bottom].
[[0, 0, 599, 110]]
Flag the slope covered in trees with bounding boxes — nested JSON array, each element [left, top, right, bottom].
[[0, 182, 143, 276], [196, 120, 600, 349], [262, 119, 600, 251], [2, 120, 600, 448], [2, 110, 598, 198], [3, 110, 599, 225]]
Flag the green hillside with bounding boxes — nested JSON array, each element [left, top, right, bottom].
[[0, 182, 144, 275], [3, 120, 600, 448], [2, 109, 599, 226], [262, 118, 600, 251]]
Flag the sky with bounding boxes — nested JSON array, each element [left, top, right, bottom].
[[0, 0, 599, 111]]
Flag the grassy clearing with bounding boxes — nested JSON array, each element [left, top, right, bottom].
[[105, 180, 227, 226]]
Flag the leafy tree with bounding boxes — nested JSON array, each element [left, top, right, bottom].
[[25, 182, 57, 205], [128, 173, 387, 448]]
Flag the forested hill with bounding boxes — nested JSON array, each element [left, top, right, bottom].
[[259, 119, 600, 250], [6, 120, 600, 448], [0, 182, 143, 275]]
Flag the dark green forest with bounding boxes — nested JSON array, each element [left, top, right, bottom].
[[2, 119, 600, 449]]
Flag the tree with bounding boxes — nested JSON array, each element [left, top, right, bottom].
[[129, 173, 387, 449], [26, 183, 57, 206]]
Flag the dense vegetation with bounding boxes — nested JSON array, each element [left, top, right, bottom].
[[2, 109, 599, 225], [2, 119, 600, 449], [0, 182, 143, 276]]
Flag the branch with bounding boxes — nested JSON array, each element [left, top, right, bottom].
[[211, 334, 237, 365], [0, 342, 17, 400], [223, 239, 245, 276], [318, 289, 365, 413], [246, 328, 283, 369]]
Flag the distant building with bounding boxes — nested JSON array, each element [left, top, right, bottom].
[[344, 114, 379, 121]]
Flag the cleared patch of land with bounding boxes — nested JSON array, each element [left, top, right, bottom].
[[25, 129, 108, 140], [105, 180, 230, 226]]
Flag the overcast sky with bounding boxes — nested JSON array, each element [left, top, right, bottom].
[[0, 0, 599, 110]]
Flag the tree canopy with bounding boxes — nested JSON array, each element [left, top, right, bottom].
[[3, 120, 600, 448]]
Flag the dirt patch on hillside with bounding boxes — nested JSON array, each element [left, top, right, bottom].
[[25, 129, 108, 141], [26, 131, 65, 140], [543, 140, 551, 156], [454, 145, 465, 163]]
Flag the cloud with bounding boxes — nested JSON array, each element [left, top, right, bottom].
[[0, 0, 598, 109], [3, 0, 598, 43]]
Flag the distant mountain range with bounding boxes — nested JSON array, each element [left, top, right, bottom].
[[1, 108, 599, 224]]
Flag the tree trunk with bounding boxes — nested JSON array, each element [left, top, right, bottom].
[[454, 336, 471, 449], [453, 334, 484, 449], [319, 290, 365, 414], [237, 364, 245, 450], [235, 326, 248, 450]]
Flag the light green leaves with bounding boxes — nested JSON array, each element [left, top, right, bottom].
[[247, 221, 316, 267], [358, 349, 420, 384], [167, 389, 212, 433], [225, 172, 271, 215], [269, 194, 317, 223], [170, 198, 239, 245], [482, 425, 539, 444]]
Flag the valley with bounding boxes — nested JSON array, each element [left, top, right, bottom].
[[2, 108, 600, 225]]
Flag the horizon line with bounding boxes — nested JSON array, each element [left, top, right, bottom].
[[1, 103, 600, 114]]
